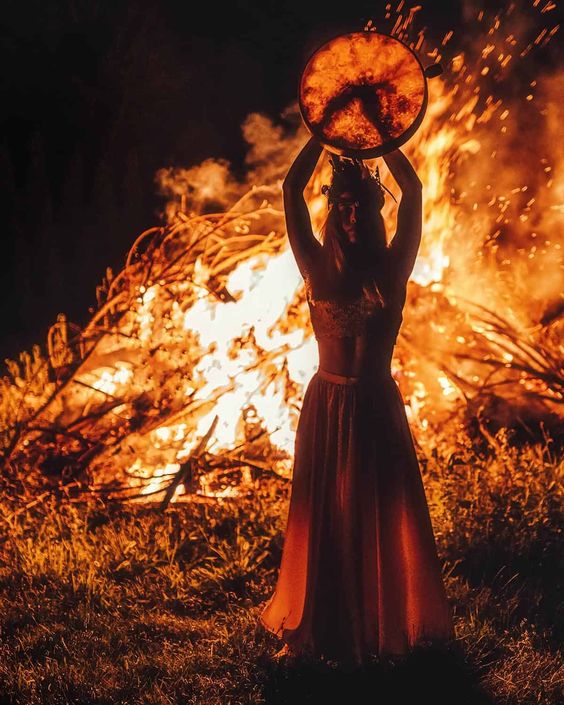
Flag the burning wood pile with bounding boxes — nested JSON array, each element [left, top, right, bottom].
[[1, 2, 561, 506]]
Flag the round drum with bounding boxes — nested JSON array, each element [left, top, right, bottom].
[[299, 31, 429, 158]]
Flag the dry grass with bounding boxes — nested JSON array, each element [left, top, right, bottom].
[[0, 429, 562, 705]]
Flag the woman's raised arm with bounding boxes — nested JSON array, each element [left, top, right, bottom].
[[383, 148, 423, 287], [282, 136, 323, 277]]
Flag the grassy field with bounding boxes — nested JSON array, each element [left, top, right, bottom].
[[0, 430, 562, 705]]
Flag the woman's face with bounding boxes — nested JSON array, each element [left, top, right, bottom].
[[323, 185, 387, 272], [335, 191, 360, 244]]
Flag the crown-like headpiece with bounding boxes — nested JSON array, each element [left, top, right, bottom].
[[322, 155, 397, 205]]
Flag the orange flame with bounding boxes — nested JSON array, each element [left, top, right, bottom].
[[5, 1, 560, 502]]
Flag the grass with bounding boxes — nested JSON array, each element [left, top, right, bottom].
[[0, 429, 562, 704]]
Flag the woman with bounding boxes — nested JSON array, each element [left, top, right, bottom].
[[260, 135, 455, 669]]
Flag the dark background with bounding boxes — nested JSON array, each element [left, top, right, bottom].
[[0, 0, 548, 364]]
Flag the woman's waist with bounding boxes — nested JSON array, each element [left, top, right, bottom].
[[316, 364, 395, 386], [317, 341, 394, 377]]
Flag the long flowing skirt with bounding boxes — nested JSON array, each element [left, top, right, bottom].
[[260, 366, 455, 667]]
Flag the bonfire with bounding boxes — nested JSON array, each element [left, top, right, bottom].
[[1, 1, 561, 512]]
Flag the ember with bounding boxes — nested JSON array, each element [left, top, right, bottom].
[[1, 1, 561, 507]]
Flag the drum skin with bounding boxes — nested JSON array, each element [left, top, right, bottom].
[[299, 32, 428, 158]]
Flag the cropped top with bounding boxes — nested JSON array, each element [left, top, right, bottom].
[[303, 270, 405, 343]]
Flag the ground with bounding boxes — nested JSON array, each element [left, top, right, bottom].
[[0, 430, 561, 704]]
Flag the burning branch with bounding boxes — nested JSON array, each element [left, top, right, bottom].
[[2, 5, 562, 503]]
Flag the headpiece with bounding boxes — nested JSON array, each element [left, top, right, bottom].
[[321, 155, 397, 205]]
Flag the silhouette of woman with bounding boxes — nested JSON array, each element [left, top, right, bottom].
[[260, 135, 455, 669]]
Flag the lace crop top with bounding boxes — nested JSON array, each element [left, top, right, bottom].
[[304, 270, 405, 342]]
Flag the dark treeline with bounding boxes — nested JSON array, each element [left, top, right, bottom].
[[1, 1, 270, 362]]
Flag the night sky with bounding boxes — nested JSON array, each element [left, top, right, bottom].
[[0, 0, 549, 364]]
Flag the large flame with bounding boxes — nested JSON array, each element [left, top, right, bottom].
[[2, 1, 561, 503]]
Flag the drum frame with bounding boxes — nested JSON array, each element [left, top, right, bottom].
[[298, 30, 430, 159]]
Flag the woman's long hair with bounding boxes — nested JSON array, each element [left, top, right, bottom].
[[318, 195, 389, 307]]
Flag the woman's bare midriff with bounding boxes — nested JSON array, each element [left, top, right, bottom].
[[317, 333, 393, 379]]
